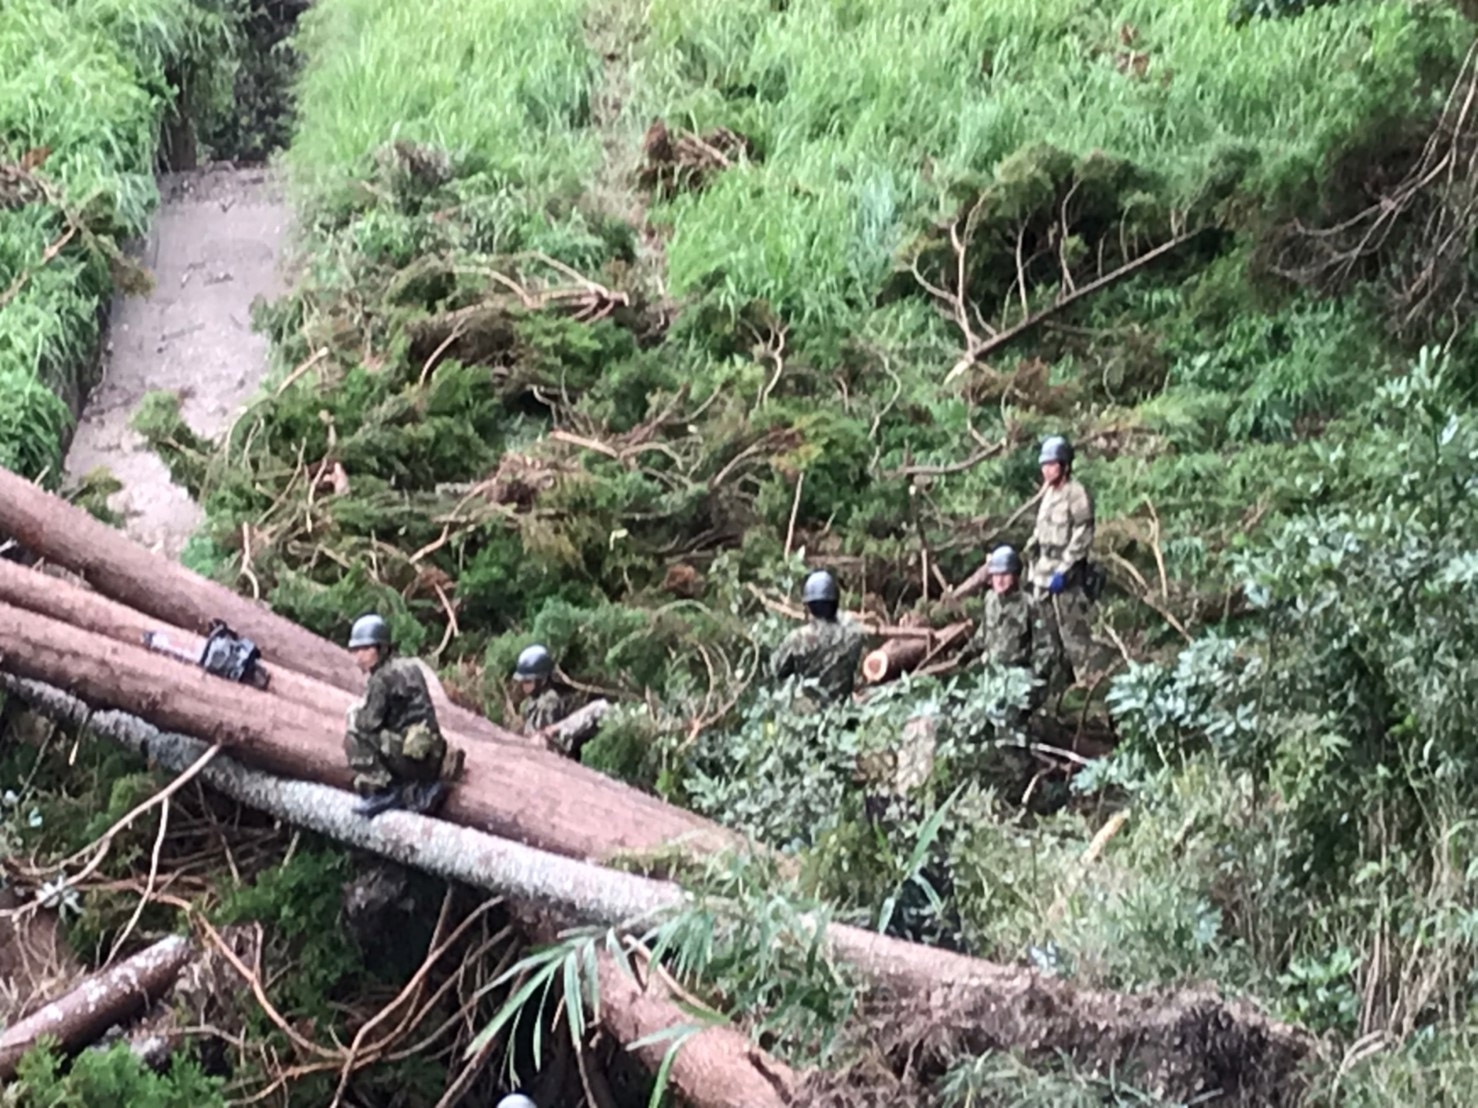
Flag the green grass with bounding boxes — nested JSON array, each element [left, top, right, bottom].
[[0, 0, 231, 479], [286, 0, 601, 209], [630, 0, 1466, 321]]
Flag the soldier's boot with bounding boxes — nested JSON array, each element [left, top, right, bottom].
[[354, 783, 405, 818], [403, 780, 449, 816]]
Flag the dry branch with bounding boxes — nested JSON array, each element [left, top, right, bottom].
[[942, 228, 1205, 384], [0, 935, 194, 1079]]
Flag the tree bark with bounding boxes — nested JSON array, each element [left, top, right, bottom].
[[0, 601, 738, 862], [0, 465, 522, 747], [0, 671, 1311, 1104], [0, 935, 193, 1079]]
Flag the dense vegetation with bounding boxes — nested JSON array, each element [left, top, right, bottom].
[[8, 0, 1478, 1102]]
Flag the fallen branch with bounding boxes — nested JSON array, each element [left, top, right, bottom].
[[943, 228, 1207, 384], [0, 934, 194, 1079]]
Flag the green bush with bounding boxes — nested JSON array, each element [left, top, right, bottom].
[[11, 1042, 225, 1108], [0, 0, 235, 477]]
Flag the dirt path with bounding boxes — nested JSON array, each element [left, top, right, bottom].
[[64, 166, 288, 560]]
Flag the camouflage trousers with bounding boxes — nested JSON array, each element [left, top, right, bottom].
[[344, 706, 452, 796], [1039, 586, 1095, 684]]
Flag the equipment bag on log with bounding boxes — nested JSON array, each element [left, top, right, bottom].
[[143, 619, 270, 689], [199, 620, 269, 689]]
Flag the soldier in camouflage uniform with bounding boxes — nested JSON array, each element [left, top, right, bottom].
[[962, 544, 1055, 707], [1027, 436, 1097, 682], [513, 644, 581, 755], [344, 614, 460, 818], [771, 570, 865, 708]]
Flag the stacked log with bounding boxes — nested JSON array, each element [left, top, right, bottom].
[[0, 466, 518, 748]]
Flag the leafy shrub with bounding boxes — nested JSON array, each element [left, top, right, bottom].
[[12, 1042, 224, 1108]]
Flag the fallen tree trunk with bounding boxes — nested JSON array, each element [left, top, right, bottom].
[[0, 934, 193, 1080], [0, 672, 1312, 1105], [596, 953, 795, 1108], [862, 638, 929, 684], [0, 601, 738, 862], [0, 466, 522, 747]]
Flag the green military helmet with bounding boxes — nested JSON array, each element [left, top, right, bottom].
[[514, 644, 554, 681], [986, 544, 1022, 577], [802, 569, 839, 606], [1038, 435, 1074, 466], [347, 613, 392, 650]]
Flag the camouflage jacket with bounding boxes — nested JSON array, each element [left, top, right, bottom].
[[522, 686, 576, 736], [771, 617, 865, 704], [965, 588, 1054, 675], [1030, 478, 1094, 589], [358, 654, 442, 739]]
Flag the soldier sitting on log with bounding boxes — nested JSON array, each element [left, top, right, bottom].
[[513, 644, 584, 756], [344, 614, 463, 818], [771, 570, 865, 709]]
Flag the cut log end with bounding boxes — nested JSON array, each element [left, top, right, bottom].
[[862, 649, 890, 684]]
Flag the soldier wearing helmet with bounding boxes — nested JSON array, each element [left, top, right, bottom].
[[770, 569, 865, 707], [343, 613, 458, 818], [961, 545, 1054, 699], [1027, 435, 1097, 681], [513, 644, 579, 753]]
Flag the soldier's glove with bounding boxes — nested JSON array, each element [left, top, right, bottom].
[[1048, 571, 1066, 595]]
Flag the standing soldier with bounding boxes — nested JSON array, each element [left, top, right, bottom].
[[771, 569, 865, 707], [343, 614, 461, 818], [962, 544, 1055, 705], [1028, 435, 1097, 682], [513, 644, 580, 753]]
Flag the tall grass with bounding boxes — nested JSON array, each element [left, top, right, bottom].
[[629, 0, 1468, 320], [0, 0, 229, 478], [287, 0, 601, 209]]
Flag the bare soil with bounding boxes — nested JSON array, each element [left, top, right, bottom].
[[64, 165, 288, 560]]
